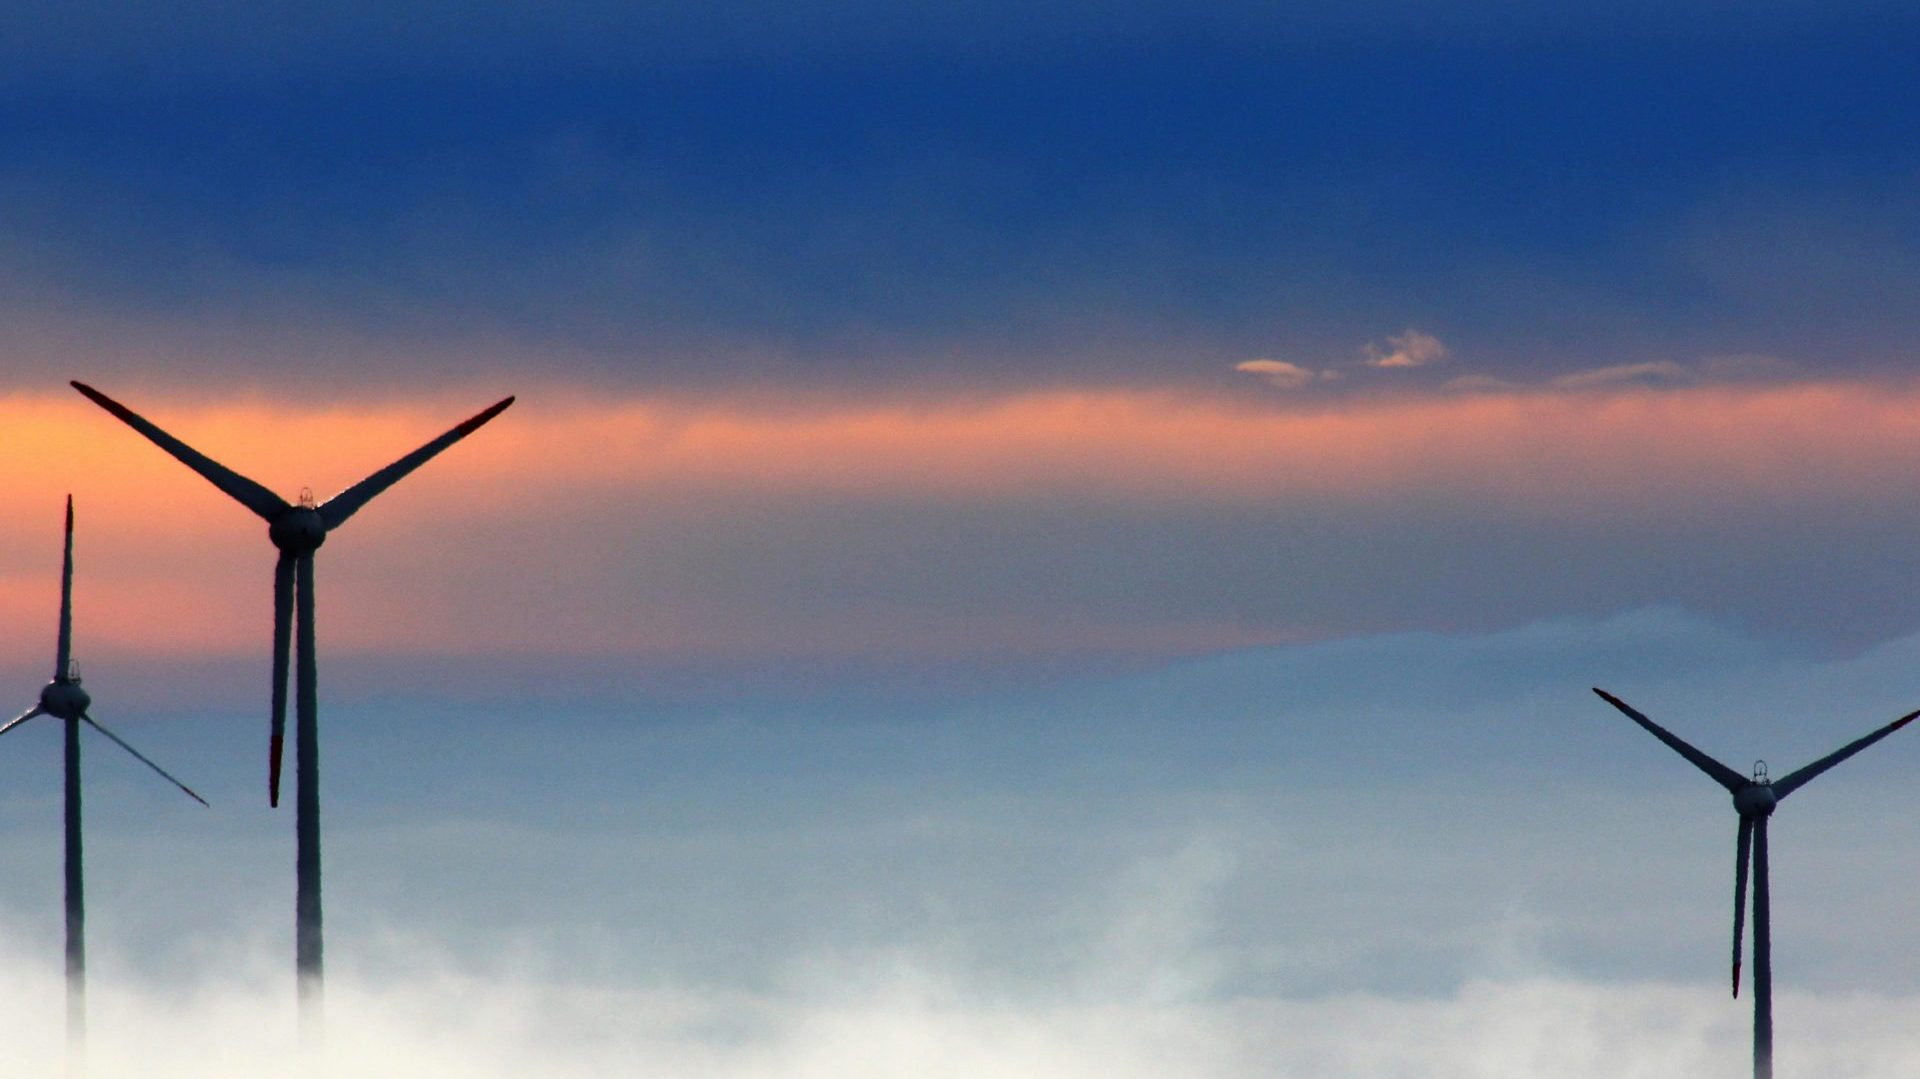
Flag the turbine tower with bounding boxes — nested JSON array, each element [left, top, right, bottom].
[[72, 382, 513, 1023], [1592, 688, 1917, 1079], [0, 496, 207, 1052]]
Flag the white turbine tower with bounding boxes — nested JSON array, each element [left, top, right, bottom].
[[0, 496, 207, 1054], [72, 382, 513, 1029]]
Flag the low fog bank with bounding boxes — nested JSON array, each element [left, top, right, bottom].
[[4, 610, 1920, 1073], [1, 940, 1915, 1078]]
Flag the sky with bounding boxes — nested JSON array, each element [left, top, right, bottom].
[[2, 4, 1920, 1074]]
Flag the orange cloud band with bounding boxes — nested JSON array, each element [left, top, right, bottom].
[[458, 379, 1920, 508], [0, 378, 1914, 659], [5, 379, 1913, 510]]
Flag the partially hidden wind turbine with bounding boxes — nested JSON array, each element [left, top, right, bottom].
[[72, 381, 513, 1018], [1592, 688, 1918, 1079], [0, 496, 207, 1052]]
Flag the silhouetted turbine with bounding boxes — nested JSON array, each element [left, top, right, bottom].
[[0, 496, 207, 1053], [1593, 688, 1917, 1079], [72, 382, 513, 1019]]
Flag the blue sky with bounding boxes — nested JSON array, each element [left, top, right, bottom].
[[3, 5, 1920, 1074], [2, 3, 1917, 391]]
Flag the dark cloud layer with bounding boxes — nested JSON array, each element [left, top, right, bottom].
[[1, 8, 1916, 392], [5, 3, 1914, 81]]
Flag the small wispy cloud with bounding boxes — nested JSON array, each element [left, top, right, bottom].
[[1445, 354, 1796, 395], [1235, 327, 1449, 390], [1548, 361, 1691, 390], [1233, 359, 1317, 390], [1698, 353, 1798, 381], [1546, 355, 1796, 391], [1441, 374, 1519, 394], [1363, 329, 1448, 369]]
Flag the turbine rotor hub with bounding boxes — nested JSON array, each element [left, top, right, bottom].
[[1734, 783, 1777, 817], [38, 679, 90, 720], [269, 506, 327, 552]]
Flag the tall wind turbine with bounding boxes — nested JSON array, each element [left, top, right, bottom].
[[0, 496, 207, 1051], [1592, 688, 1918, 1079], [72, 382, 513, 1019]]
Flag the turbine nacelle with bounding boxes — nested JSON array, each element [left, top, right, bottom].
[[1733, 782, 1777, 818], [268, 507, 327, 553], [37, 679, 90, 721]]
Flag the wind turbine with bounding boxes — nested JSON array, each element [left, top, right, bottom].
[[71, 381, 513, 1020], [0, 496, 207, 1052], [1592, 688, 1918, 1079]]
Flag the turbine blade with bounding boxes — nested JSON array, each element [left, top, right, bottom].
[[295, 551, 316, 774], [55, 495, 73, 680], [70, 382, 289, 520], [270, 552, 295, 807], [1771, 707, 1920, 800], [0, 706, 45, 738], [1591, 688, 1749, 792], [1732, 815, 1752, 998], [316, 395, 515, 531], [79, 715, 208, 806]]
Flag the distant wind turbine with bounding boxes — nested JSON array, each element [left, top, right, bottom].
[[1592, 688, 1918, 1079], [71, 381, 514, 1021], [0, 496, 207, 1052]]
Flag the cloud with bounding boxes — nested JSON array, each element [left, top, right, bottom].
[[1362, 328, 1448, 368], [1441, 374, 1519, 393], [12, 376, 1920, 663], [2, 2, 1899, 96], [1697, 353, 1798, 381], [1549, 361, 1691, 390], [9, 376, 1912, 518], [6, 612, 1920, 1079], [1232, 359, 1315, 389], [1537, 354, 1795, 392], [0, 931, 1917, 1076], [0, 21, 1913, 403]]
